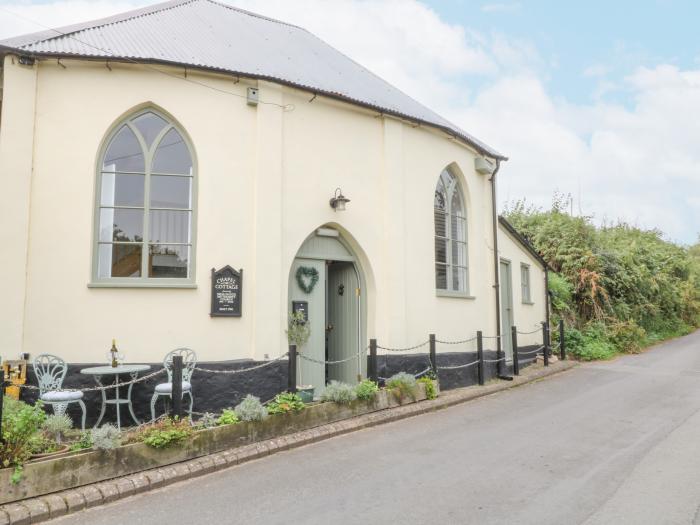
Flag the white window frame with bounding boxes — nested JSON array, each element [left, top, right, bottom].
[[89, 108, 197, 288], [521, 263, 533, 304], [434, 168, 470, 297]]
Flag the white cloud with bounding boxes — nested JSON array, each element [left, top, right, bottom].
[[0, 0, 697, 243]]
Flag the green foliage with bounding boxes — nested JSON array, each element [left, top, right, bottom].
[[140, 418, 193, 449], [386, 372, 418, 401], [91, 424, 120, 451], [197, 412, 218, 429], [266, 392, 305, 415], [217, 409, 240, 426], [70, 431, 93, 452], [355, 380, 379, 401], [43, 414, 73, 445], [418, 377, 438, 400], [234, 395, 267, 422], [1, 398, 46, 483], [321, 381, 357, 404], [504, 198, 700, 360], [286, 311, 311, 348]]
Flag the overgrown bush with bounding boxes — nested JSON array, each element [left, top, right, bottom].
[[418, 377, 438, 400], [217, 409, 239, 426], [91, 424, 120, 451], [1, 398, 46, 483], [355, 380, 379, 401], [504, 197, 700, 360], [139, 418, 193, 449], [321, 381, 357, 404], [266, 392, 305, 415], [386, 372, 418, 401], [234, 395, 267, 422]]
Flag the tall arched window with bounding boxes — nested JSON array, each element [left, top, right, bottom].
[[93, 109, 195, 285], [434, 168, 468, 294]]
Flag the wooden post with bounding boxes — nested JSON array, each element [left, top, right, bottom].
[[171, 355, 183, 419], [477, 331, 484, 386], [369, 339, 378, 383], [542, 322, 549, 367], [288, 345, 297, 393], [511, 326, 520, 376], [559, 319, 566, 360], [429, 334, 437, 378]]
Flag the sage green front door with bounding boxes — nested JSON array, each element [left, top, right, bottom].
[[500, 259, 514, 360], [289, 258, 326, 391], [327, 261, 363, 384]]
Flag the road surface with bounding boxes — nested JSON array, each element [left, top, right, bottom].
[[51, 330, 700, 524]]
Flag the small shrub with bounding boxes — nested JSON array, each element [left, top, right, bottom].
[[1, 398, 46, 483], [43, 413, 73, 445], [321, 381, 357, 404], [418, 377, 438, 400], [234, 395, 268, 422], [70, 432, 93, 452], [197, 412, 218, 429], [217, 409, 240, 426], [266, 392, 305, 415], [355, 380, 379, 401], [607, 319, 646, 354], [386, 372, 418, 401], [91, 424, 121, 451], [140, 418, 193, 449]]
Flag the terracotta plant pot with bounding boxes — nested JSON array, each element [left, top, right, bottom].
[[30, 444, 71, 461]]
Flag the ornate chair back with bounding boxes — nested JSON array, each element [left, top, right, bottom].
[[33, 354, 68, 395], [163, 348, 197, 384]]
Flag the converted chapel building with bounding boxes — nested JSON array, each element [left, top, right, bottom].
[[0, 0, 547, 407]]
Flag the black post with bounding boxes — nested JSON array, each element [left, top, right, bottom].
[[559, 319, 566, 360], [429, 334, 437, 378], [511, 326, 520, 376], [477, 331, 484, 386], [542, 322, 549, 367], [288, 345, 297, 393], [369, 339, 378, 383], [171, 355, 183, 419], [0, 380, 6, 445]]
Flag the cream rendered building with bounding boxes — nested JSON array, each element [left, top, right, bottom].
[[0, 0, 547, 401]]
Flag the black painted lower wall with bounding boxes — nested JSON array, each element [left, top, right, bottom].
[[18, 345, 541, 428]]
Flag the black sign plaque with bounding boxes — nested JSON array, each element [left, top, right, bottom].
[[211, 266, 243, 317], [292, 301, 309, 323]]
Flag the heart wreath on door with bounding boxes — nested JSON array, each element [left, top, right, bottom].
[[296, 266, 320, 294]]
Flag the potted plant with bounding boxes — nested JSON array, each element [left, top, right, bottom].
[[286, 311, 315, 402]]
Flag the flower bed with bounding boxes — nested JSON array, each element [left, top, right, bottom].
[[0, 382, 430, 504]]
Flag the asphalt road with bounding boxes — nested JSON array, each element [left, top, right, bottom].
[[51, 330, 700, 525]]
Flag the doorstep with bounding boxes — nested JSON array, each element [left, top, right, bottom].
[[0, 360, 576, 525]]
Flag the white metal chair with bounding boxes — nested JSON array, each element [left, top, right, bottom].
[[33, 354, 86, 431], [150, 348, 196, 421]]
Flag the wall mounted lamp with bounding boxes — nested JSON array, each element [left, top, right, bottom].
[[329, 188, 350, 211]]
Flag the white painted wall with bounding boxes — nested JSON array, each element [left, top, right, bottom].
[[497, 223, 547, 347], [0, 56, 525, 363]]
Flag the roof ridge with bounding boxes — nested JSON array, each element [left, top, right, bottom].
[[0, 0, 196, 49], [203, 0, 308, 32]]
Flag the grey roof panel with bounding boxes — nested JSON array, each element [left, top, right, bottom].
[[0, 0, 505, 159]]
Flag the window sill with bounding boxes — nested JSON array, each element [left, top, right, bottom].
[[436, 290, 475, 299], [522, 301, 535, 305], [88, 282, 198, 289]]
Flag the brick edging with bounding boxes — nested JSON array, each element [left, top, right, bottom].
[[0, 361, 576, 524]]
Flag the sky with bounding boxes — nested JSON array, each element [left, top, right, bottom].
[[0, 0, 698, 244]]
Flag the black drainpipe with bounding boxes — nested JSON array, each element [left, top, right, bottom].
[[489, 159, 510, 380]]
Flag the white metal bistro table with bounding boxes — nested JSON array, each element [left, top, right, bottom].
[[79, 364, 151, 430]]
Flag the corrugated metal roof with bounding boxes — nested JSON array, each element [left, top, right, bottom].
[[0, 0, 505, 159]]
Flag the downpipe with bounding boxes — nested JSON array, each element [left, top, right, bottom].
[[490, 159, 514, 381]]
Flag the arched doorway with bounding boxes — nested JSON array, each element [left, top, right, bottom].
[[288, 227, 367, 396]]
